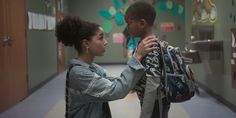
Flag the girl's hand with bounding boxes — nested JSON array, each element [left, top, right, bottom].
[[134, 35, 158, 61]]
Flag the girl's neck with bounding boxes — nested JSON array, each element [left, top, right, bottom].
[[78, 53, 94, 65]]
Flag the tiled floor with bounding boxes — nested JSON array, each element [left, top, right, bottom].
[[1, 65, 236, 118]]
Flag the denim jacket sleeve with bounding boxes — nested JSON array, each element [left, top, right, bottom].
[[68, 57, 145, 101]]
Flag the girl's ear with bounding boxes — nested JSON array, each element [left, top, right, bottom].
[[82, 39, 90, 47]]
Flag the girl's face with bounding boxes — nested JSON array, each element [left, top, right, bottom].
[[87, 27, 108, 56]]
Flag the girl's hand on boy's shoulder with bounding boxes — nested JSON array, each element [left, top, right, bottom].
[[134, 35, 158, 60]]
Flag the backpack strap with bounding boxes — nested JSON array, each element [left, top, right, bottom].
[[158, 41, 167, 118], [159, 41, 169, 98], [65, 64, 81, 118]]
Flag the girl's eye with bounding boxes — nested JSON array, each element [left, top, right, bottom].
[[99, 36, 103, 40], [98, 33, 104, 40]]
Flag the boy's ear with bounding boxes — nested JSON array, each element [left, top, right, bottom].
[[139, 19, 147, 28]]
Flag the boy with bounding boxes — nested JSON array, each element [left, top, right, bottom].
[[125, 1, 170, 118]]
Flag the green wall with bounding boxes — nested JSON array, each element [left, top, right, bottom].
[[155, 7, 186, 50], [185, 0, 236, 107], [65, 0, 186, 63], [67, 0, 127, 63], [26, 0, 58, 90]]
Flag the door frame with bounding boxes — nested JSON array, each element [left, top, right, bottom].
[[56, 0, 65, 72]]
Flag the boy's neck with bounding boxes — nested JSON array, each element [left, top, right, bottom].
[[141, 28, 155, 39]]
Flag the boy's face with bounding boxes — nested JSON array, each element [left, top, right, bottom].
[[125, 14, 142, 37]]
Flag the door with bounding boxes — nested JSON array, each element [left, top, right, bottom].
[[56, 0, 65, 72], [0, 0, 27, 112]]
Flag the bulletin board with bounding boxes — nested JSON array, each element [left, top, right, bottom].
[[231, 28, 236, 89]]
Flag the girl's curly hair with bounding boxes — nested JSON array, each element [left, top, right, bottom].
[[55, 16, 100, 52]]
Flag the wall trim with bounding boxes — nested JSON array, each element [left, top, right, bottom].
[[28, 72, 59, 95], [197, 81, 236, 113]]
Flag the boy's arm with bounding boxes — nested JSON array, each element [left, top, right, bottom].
[[144, 46, 162, 78], [140, 46, 162, 118]]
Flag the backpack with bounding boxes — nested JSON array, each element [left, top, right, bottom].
[[159, 42, 198, 103]]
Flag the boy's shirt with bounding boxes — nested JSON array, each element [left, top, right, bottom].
[[133, 43, 162, 104], [127, 37, 141, 50]]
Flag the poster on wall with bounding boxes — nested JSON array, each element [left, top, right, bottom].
[[112, 33, 125, 43], [192, 0, 217, 23], [160, 22, 175, 32], [231, 28, 236, 89], [28, 12, 56, 30]]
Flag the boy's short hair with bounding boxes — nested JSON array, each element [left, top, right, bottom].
[[126, 1, 156, 26]]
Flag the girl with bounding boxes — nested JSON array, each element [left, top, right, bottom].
[[55, 16, 157, 118]]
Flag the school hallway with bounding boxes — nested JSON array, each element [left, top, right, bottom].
[[0, 65, 236, 118]]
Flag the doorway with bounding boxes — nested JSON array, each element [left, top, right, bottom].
[[0, 0, 28, 112]]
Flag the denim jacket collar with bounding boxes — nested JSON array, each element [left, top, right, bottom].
[[69, 58, 96, 69]]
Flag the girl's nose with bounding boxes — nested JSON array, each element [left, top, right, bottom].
[[104, 39, 108, 45]]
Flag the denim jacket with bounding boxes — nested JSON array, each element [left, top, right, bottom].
[[66, 57, 145, 118]]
